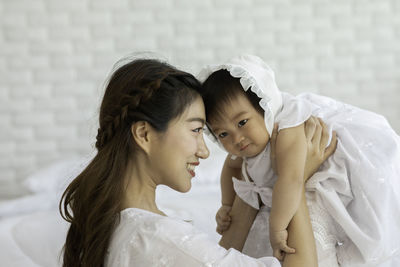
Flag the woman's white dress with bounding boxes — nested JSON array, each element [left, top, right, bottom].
[[233, 92, 400, 267], [105, 208, 280, 267]]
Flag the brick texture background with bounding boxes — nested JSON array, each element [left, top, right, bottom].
[[1, 0, 399, 190]]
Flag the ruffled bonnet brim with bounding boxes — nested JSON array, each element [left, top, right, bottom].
[[197, 54, 283, 147]]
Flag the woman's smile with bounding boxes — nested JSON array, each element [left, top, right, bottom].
[[186, 162, 199, 177]]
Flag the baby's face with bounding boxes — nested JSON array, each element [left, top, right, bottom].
[[209, 93, 270, 158]]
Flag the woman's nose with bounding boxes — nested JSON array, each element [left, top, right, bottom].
[[196, 135, 210, 159]]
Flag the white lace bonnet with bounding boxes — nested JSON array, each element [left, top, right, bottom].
[[197, 54, 283, 139]]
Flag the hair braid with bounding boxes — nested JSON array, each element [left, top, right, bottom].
[[95, 74, 168, 150]]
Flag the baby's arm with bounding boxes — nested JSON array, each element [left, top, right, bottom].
[[219, 195, 258, 251], [269, 124, 307, 255], [215, 155, 242, 235], [220, 154, 242, 206], [217, 155, 258, 251]]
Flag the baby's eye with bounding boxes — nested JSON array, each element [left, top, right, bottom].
[[218, 132, 228, 139], [238, 119, 248, 127]]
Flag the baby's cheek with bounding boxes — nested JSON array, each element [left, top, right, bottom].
[[221, 143, 232, 151]]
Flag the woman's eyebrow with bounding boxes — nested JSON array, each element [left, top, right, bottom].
[[186, 117, 205, 124]]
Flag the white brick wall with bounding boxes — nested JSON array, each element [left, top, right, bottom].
[[1, 0, 399, 188]]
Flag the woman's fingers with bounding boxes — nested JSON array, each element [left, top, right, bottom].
[[304, 116, 317, 142], [311, 117, 322, 146], [318, 118, 329, 151], [270, 124, 278, 157], [323, 131, 337, 160], [270, 123, 279, 174]]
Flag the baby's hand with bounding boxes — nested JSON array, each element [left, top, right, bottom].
[[270, 229, 296, 261], [215, 205, 232, 235]]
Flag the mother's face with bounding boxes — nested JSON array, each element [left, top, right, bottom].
[[148, 96, 210, 192]]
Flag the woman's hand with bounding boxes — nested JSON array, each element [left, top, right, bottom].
[[269, 124, 279, 175], [303, 116, 337, 181]]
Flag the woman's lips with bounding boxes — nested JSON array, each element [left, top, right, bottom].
[[187, 162, 199, 177]]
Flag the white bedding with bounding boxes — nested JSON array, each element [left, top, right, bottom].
[[0, 213, 41, 267], [0, 184, 222, 267], [0, 143, 226, 267]]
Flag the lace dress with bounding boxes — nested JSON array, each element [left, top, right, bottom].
[[105, 208, 281, 267], [234, 92, 400, 267]]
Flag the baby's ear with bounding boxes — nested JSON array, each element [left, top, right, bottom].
[[131, 121, 152, 153]]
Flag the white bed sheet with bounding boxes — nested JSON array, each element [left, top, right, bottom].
[[0, 213, 42, 267], [0, 183, 222, 267]]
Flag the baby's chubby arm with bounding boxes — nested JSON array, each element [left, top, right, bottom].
[[217, 155, 258, 251], [221, 154, 242, 206], [269, 124, 307, 255], [216, 155, 243, 234]]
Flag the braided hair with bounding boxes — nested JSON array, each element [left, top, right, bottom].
[[60, 58, 201, 267]]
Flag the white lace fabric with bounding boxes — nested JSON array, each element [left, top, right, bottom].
[[105, 208, 281, 267]]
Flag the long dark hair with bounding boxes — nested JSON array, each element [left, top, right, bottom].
[[59, 58, 201, 267]]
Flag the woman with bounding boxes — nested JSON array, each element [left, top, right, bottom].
[[59, 58, 336, 266]]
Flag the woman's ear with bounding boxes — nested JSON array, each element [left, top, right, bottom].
[[131, 121, 152, 154]]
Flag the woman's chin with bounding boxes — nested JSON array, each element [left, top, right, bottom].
[[171, 182, 192, 193], [181, 183, 192, 193]]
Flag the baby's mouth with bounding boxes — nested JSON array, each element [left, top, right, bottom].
[[240, 144, 249, 151]]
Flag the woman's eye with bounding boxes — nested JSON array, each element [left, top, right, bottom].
[[192, 127, 205, 133], [238, 119, 248, 127], [218, 132, 228, 139]]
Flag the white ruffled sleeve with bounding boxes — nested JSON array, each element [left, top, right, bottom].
[[275, 92, 313, 131]]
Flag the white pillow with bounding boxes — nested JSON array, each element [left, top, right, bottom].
[[1, 157, 92, 217], [21, 156, 92, 194], [12, 210, 68, 267]]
